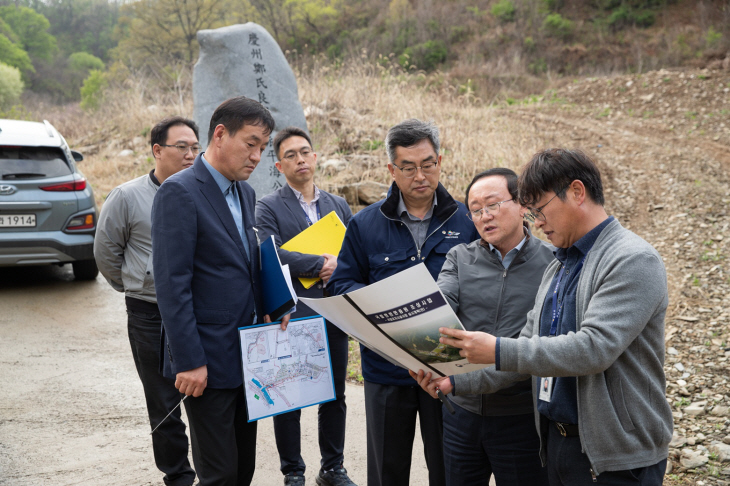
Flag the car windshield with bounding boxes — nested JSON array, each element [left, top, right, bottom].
[[0, 146, 72, 180]]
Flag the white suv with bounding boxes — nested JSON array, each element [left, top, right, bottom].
[[0, 119, 98, 280]]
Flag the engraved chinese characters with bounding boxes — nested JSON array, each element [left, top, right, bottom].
[[193, 23, 309, 199]]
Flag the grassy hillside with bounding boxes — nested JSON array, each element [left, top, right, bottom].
[[26, 55, 730, 485]]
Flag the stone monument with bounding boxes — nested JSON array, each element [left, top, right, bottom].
[[193, 23, 308, 199]]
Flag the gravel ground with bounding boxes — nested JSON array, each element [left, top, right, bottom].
[[0, 264, 436, 486]]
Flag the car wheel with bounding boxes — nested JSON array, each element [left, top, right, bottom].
[[72, 259, 99, 280]]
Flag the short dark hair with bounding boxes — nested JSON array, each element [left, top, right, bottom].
[[464, 167, 518, 207], [385, 119, 440, 163], [518, 149, 605, 207], [207, 96, 276, 144], [273, 126, 313, 160], [150, 116, 199, 153]]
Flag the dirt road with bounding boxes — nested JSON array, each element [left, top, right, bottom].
[[0, 265, 435, 485]]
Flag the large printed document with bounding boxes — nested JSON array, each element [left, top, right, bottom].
[[301, 264, 490, 377], [239, 316, 335, 422]]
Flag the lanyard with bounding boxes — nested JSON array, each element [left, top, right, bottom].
[[302, 201, 321, 226], [549, 254, 587, 336]]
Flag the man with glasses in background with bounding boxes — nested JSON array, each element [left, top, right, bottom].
[[417, 168, 552, 485], [255, 126, 355, 486], [328, 119, 477, 486], [414, 149, 672, 485], [95, 116, 199, 486]]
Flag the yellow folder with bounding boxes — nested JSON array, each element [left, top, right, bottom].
[[280, 211, 347, 289]]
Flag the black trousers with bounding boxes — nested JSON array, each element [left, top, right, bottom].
[[545, 422, 667, 485], [442, 406, 547, 486], [364, 381, 446, 486], [183, 386, 257, 486], [127, 307, 195, 486], [273, 321, 349, 476]]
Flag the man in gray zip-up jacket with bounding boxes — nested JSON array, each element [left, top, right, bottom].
[[435, 168, 553, 485], [94, 117, 199, 486], [415, 149, 672, 485]]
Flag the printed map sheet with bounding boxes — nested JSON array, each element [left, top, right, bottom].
[[239, 316, 335, 422]]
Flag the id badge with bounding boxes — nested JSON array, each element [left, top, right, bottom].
[[538, 376, 554, 402]]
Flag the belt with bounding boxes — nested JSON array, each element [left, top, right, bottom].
[[553, 421, 580, 437]]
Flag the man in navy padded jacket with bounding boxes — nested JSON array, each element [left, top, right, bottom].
[[327, 119, 478, 486]]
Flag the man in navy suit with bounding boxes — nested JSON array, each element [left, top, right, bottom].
[[255, 127, 356, 486], [152, 96, 287, 486]]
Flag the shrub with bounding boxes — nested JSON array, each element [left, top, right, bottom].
[[399, 40, 448, 71], [542, 13, 575, 40], [706, 27, 722, 49], [80, 69, 107, 111], [0, 33, 33, 79], [608, 6, 655, 29], [542, 0, 564, 11], [0, 61, 23, 110], [68, 52, 105, 73], [491, 0, 516, 23]]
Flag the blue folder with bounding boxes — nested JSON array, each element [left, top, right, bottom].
[[259, 235, 297, 322]]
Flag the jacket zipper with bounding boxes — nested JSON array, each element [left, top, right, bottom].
[[480, 239, 529, 414], [381, 206, 458, 261]]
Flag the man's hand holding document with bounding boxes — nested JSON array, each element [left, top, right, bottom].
[[300, 264, 491, 378]]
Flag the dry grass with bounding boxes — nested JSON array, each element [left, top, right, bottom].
[[23, 57, 564, 207], [294, 58, 557, 203], [25, 73, 195, 202]]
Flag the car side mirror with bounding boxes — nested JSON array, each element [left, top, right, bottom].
[[71, 150, 84, 162]]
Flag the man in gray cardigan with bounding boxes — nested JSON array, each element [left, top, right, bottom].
[[434, 168, 552, 485], [413, 149, 673, 485], [95, 116, 199, 486]]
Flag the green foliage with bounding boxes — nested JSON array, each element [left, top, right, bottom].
[[363, 140, 384, 151], [0, 61, 23, 110], [607, 6, 654, 29], [37, 0, 120, 61], [80, 69, 107, 111], [466, 5, 486, 18], [0, 102, 31, 120], [706, 27, 722, 49], [0, 6, 57, 61], [675, 397, 690, 408], [0, 33, 33, 78], [68, 51, 104, 72], [542, 13, 574, 40], [491, 0, 516, 23], [523, 36, 535, 51], [0, 17, 19, 43], [542, 0, 564, 11], [529, 57, 547, 74], [400, 39, 448, 71], [593, 0, 669, 9]]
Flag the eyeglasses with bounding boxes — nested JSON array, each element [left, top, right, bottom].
[[160, 144, 202, 155], [392, 161, 439, 178], [282, 148, 314, 162], [467, 199, 514, 221], [525, 185, 569, 223]]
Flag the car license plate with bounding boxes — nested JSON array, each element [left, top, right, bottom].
[[0, 214, 36, 227]]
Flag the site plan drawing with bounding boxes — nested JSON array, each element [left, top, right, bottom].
[[239, 316, 335, 422]]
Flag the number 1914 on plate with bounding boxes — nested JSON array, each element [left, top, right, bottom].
[[0, 214, 36, 227]]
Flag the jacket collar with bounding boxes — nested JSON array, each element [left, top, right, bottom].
[[380, 181, 457, 222], [479, 224, 544, 266], [280, 182, 335, 231], [191, 155, 251, 265]]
